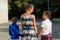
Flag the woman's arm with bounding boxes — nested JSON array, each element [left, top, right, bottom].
[[20, 15, 23, 31], [33, 15, 37, 33]]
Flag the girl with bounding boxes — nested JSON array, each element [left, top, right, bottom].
[[21, 4, 37, 40]]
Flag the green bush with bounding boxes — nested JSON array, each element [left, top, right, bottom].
[[8, 0, 60, 19], [53, 18, 60, 24]]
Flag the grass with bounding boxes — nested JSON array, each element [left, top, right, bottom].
[[53, 18, 60, 24]]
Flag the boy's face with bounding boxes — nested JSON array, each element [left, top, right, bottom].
[[42, 13, 48, 20]]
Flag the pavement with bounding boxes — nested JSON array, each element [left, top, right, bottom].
[[0, 21, 60, 40]]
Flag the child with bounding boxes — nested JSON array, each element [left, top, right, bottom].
[[21, 4, 37, 40], [9, 17, 19, 40], [38, 11, 52, 40]]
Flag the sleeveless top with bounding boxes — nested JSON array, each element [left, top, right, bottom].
[[21, 14, 36, 38]]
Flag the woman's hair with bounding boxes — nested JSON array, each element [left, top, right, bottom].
[[44, 11, 51, 18], [25, 4, 34, 10]]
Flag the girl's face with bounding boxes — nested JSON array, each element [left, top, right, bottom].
[[42, 12, 48, 20]]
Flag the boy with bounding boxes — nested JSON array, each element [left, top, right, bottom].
[[38, 11, 52, 40], [9, 17, 19, 40]]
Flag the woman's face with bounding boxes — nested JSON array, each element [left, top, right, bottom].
[[30, 7, 34, 13], [26, 6, 34, 15]]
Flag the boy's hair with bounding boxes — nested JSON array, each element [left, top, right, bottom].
[[11, 17, 17, 23], [44, 11, 51, 18]]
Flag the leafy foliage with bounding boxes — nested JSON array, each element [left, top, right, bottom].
[[8, 0, 60, 19]]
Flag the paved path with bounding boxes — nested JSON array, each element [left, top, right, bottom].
[[0, 21, 60, 40]]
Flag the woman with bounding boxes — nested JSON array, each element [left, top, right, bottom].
[[21, 4, 37, 40]]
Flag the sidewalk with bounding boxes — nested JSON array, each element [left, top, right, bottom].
[[0, 32, 60, 40], [0, 21, 60, 40]]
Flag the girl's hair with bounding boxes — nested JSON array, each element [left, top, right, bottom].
[[44, 11, 51, 18], [25, 4, 34, 10]]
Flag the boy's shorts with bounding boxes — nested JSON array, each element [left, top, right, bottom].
[[41, 33, 52, 40]]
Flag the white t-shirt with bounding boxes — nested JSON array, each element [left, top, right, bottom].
[[41, 19, 52, 35]]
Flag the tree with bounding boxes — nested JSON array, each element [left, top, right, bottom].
[[8, 0, 60, 19]]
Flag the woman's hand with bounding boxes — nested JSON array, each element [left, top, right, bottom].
[[38, 35, 40, 38]]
